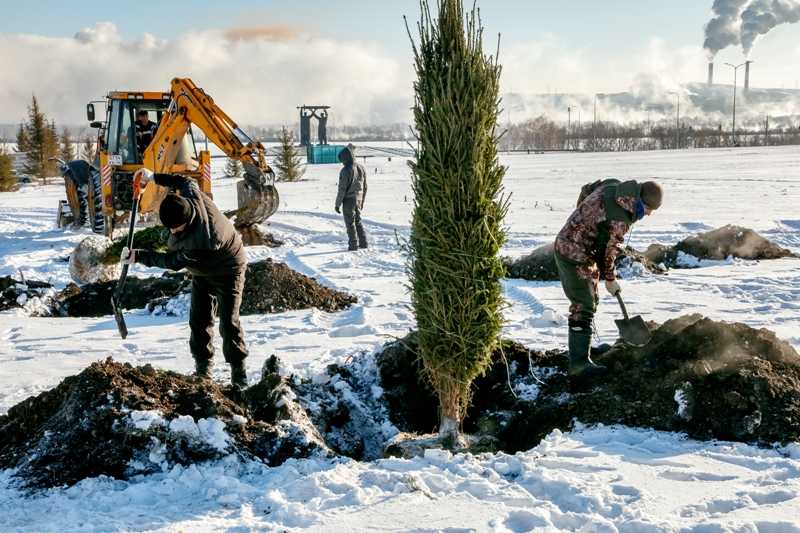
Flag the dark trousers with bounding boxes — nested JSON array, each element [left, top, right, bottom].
[[342, 197, 368, 250], [554, 251, 599, 329], [189, 269, 248, 364]]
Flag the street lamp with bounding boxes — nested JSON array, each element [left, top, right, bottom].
[[667, 91, 681, 149], [725, 61, 750, 146]]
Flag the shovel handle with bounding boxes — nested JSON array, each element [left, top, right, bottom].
[[615, 292, 630, 321]]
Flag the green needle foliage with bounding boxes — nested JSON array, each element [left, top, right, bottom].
[[407, 0, 508, 439]]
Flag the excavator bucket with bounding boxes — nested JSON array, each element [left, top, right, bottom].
[[235, 181, 279, 227]]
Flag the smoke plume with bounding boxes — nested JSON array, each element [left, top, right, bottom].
[[703, 0, 750, 58], [740, 0, 800, 55]]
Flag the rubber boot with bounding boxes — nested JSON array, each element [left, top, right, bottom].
[[568, 326, 608, 379], [195, 358, 213, 379], [230, 361, 248, 389]]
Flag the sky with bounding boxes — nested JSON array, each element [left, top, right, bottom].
[[1, 0, 798, 125]]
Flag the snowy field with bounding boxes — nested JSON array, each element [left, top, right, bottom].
[[1, 146, 800, 531]]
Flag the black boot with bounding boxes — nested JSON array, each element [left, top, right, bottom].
[[230, 361, 248, 389], [568, 326, 608, 379], [195, 357, 213, 379]]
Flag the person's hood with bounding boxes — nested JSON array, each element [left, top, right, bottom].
[[338, 145, 355, 166]]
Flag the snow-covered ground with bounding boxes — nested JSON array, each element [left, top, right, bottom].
[[1, 146, 799, 531]]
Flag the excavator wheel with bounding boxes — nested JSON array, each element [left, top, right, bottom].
[[86, 167, 104, 234]]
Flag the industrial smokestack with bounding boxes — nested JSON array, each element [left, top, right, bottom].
[[708, 62, 714, 86], [744, 60, 751, 90]]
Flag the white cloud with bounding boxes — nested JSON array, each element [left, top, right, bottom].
[[0, 22, 414, 126]]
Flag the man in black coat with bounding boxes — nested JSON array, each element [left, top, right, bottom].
[[120, 169, 249, 388]]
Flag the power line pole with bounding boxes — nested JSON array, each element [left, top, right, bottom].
[[567, 106, 571, 150], [592, 94, 597, 151]]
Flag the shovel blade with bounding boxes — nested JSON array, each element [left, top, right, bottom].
[[111, 295, 128, 339], [615, 315, 651, 347]]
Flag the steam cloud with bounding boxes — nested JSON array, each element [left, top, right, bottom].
[[0, 22, 412, 126], [703, 0, 800, 58]]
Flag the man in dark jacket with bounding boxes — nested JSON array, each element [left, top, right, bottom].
[[335, 144, 368, 251], [135, 110, 158, 158], [554, 179, 663, 379], [120, 169, 249, 388]]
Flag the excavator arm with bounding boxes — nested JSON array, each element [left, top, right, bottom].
[[142, 78, 278, 225]]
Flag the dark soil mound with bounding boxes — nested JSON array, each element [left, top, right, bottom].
[[102, 226, 170, 265], [240, 259, 356, 315], [102, 225, 283, 265], [53, 273, 188, 317], [504, 243, 666, 282], [0, 358, 328, 489], [645, 225, 797, 268], [377, 317, 800, 453], [52, 259, 356, 317], [0, 276, 52, 312]]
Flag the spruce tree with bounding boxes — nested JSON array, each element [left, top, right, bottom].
[[0, 145, 17, 192], [60, 128, 75, 162], [15, 123, 30, 153], [21, 96, 59, 183], [80, 135, 96, 163], [407, 0, 507, 441], [274, 126, 305, 182], [224, 158, 243, 178]]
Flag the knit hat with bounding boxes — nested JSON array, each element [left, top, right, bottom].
[[159, 193, 193, 229], [641, 181, 663, 210]]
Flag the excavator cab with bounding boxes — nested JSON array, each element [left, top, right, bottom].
[[59, 80, 279, 239]]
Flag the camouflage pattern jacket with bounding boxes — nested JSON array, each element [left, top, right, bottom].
[[554, 180, 641, 281]]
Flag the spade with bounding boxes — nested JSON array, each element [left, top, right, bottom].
[[111, 173, 143, 339], [614, 292, 651, 347]]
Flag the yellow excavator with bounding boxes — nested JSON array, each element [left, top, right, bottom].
[[57, 77, 279, 237]]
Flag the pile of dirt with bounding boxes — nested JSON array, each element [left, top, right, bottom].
[[52, 259, 356, 317], [0, 276, 52, 313], [645, 225, 797, 268], [101, 226, 170, 265], [377, 317, 800, 453], [0, 358, 329, 489], [100, 225, 283, 266], [504, 243, 666, 282], [240, 259, 356, 315], [53, 273, 188, 317]]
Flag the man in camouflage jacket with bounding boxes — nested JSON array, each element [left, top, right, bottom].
[[554, 179, 663, 378]]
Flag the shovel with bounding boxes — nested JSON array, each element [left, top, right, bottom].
[[614, 292, 651, 347], [111, 173, 143, 339]]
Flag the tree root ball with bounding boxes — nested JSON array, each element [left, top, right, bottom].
[[69, 235, 121, 285], [377, 316, 800, 453]]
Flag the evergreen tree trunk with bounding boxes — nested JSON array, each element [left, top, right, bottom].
[[407, 0, 507, 441]]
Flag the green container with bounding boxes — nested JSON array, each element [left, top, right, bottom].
[[307, 144, 345, 165]]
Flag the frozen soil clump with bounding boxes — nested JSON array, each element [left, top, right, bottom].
[[0, 358, 329, 490], [0, 276, 53, 314], [504, 243, 666, 282], [645, 225, 797, 268], [377, 316, 800, 454], [52, 259, 356, 317]]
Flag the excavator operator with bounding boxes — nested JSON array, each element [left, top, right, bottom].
[[135, 110, 158, 157]]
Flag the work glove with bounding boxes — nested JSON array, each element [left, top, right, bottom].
[[335, 205, 341, 214], [133, 168, 154, 186], [120, 247, 136, 265], [604, 279, 621, 296]]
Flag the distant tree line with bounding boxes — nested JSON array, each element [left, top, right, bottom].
[[498, 115, 800, 152]]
